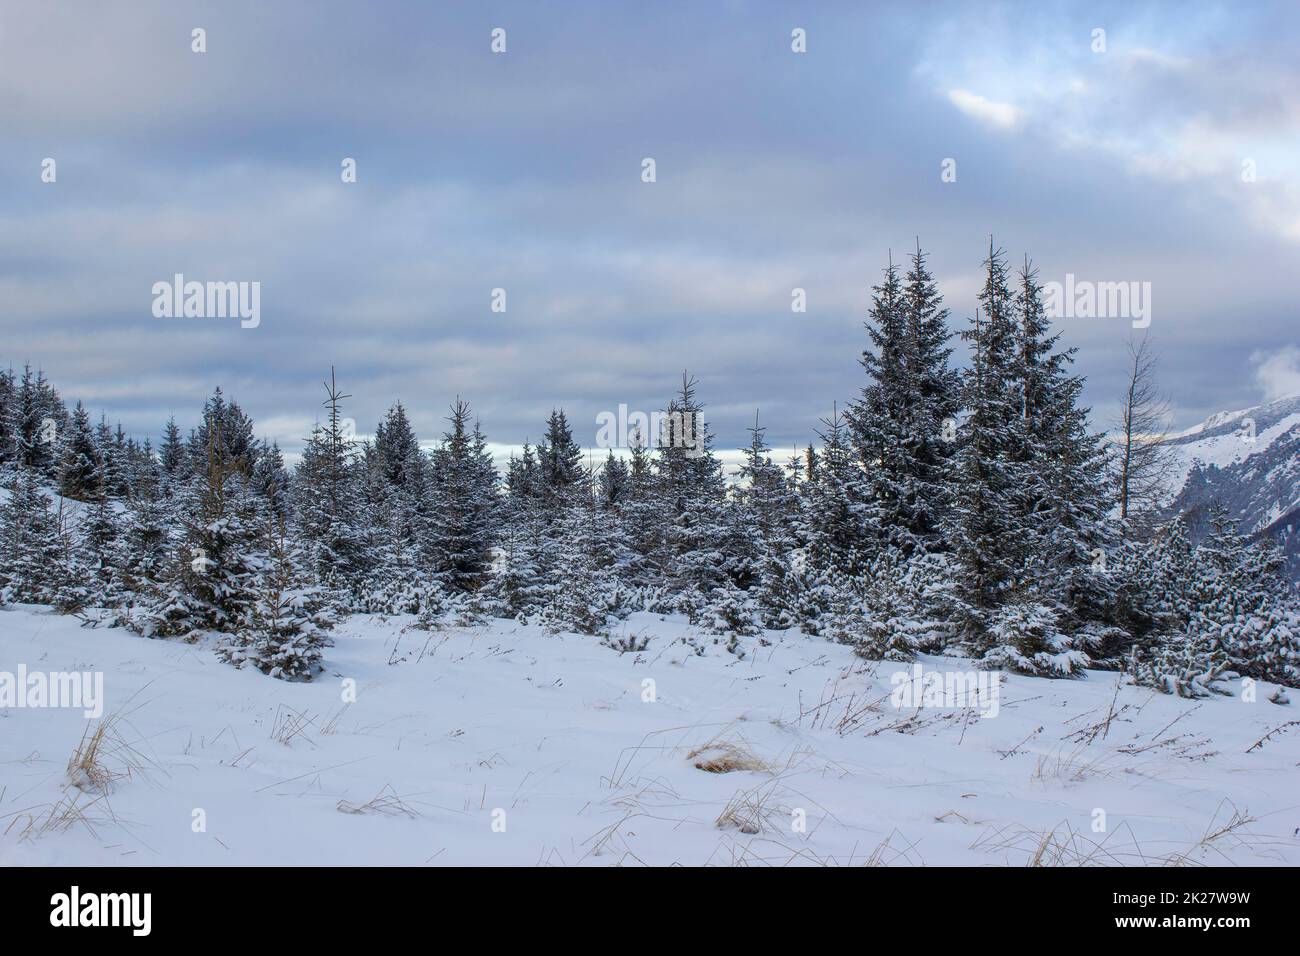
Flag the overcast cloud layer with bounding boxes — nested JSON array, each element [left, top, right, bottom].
[[3, 0, 1298, 463]]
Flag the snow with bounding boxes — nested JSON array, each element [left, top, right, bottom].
[[1157, 395, 1300, 504], [2, 605, 1298, 866]]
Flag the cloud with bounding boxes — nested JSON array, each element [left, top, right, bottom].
[[918, 6, 1300, 245], [946, 89, 1023, 129], [1252, 345, 1300, 401], [1, 0, 1298, 451]]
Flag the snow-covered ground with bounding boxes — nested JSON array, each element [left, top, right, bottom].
[[2, 605, 1298, 867]]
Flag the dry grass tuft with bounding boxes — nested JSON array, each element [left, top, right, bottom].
[[688, 739, 768, 774], [337, 784, 419, 818], [1161, 800, 1263, 866], [972, 800, 1272, 867], [714, 779, 782, 834], [270, 705, 319, 748], [66, 712, 152, 793], [1030, 743, 1114, 784], [971, 819, 1140, 866], [3, 790, 116, 841]]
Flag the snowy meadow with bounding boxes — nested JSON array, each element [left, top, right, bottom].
[[3, 604, 1298, 867]]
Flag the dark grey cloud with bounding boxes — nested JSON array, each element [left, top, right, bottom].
[[2, 0, 1298, 464]]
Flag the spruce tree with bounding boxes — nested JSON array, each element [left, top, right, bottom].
[[598, 451, 630, 507], [292, 370, 369, 597], [58, 401, 102, 501], [846, 255, 911, 553], [619, 427, 666, 588], [74, 494, 122, 609], [537, 409, 584, 508], [0, 464, 70, 604], [899, 242, 961, 548], [144, 409, 266, 638], [221, 518, 334, 679], [653, 374, 731, 607], [0, 367, 15, 467], [252, 439, 290, 522], [539, 482, 612, 636], [947, 241, 1029, 648], [736, 412, 800, 627], [1011, 261, 1114, 627], [424, 400, 499, 592], [797, 404, 871, 577], [11, 365, 65, 477], [159, 415, 186, 484]]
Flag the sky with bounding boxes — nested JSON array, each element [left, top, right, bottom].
[[3, 0, 1299, 469]]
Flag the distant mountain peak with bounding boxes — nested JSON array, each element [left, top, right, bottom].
[[1161, 393, 1300, 583], [1171, 392, 1300, 444]]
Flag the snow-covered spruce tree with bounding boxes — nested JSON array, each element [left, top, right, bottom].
[[483, 445, 548, 620], [489, 506, 547, 621], [946, 242, 1032, 653], [823, 579, 911, 662], [754, 548, 802, 630], [618, 427, 667, 591], [845, 256, 909, 556], [64, 492, 122, 612], [1117, 508, 1300, 693], [94, 418, 133, 500], [1110, 514, 1196, 648], [142, 418, 266, 639], [1126, 630, 1233, 699], [409, 577, 451, 629], [748, 448, 815, 631], [1010, 261, 1115, 629], [189, 389, 257, 475], [1241, 597, 1300, 689], [0, 367, 14, 468], [730, 412, 799, 629], [978, 601, 1086, 676], [251, 439, 290, 523], [793, 563, 840, 637], [112, 483, 173, 612], [1187, 508, 1299, 686], [539, 483, 613, 636], [373, 401, 424, 492], [158, 415, 186, 483], [734, 413, 795, 578], [128, 437, 161, 500], [796, 404, 872, 580], [58, 401, 102, 501], [536, 408, 585, 510], [506, 441, 540, 501], [846, 247, 960, 557], [826, 551, 950, 661], [355, 403, 434, 613], [598, 450, 629, 508], [591, 455, 639, 609], [900, 243, 963, 548], [9, 364, 67, 479], [424, 400, 499, 593], [653, 374, 733, 613], [291, 371, 372, 600], [0, 463, 71, 604], [370, 401, 428, 549], [221, 518, 334, 680], [698, 577, 760, 642]]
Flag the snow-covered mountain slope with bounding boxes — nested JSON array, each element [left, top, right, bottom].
[[2, 606, 1298, 866], [1160, 393, 1300, 580], [1160, 393, 1300, 499]]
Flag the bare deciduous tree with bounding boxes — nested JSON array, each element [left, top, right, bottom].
[[1116, 336, 1175, 528]]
